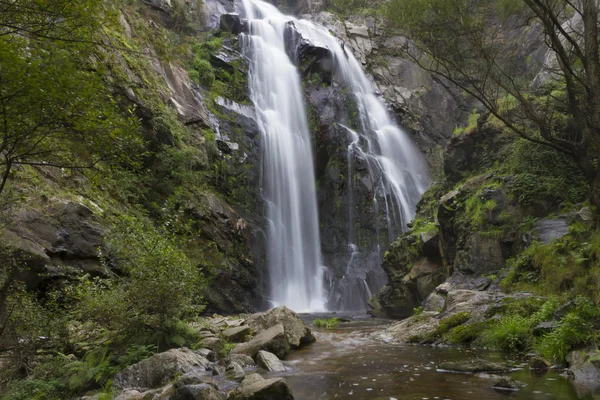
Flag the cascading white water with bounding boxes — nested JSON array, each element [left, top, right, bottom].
[[293, 21, 430, 236], [241, 0, 326, 312]]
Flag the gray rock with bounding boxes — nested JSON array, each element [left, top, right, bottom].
[[227, 354, 256, 368], [435, 273, 492, 294], [231, 324, 290, 359], [567, 350, 600, 388], [113, 348, 212, 391], [195, 348, 217, 362], [532, 217, 572, 244], [438, 359, 512, 373], [256, 350, 286, 372], [114, 390, 143, 400], [198, 331, 217, 340], [242, 306, 315, 348], [172, 383, 225, 400], [533, 321, 558, 336], [223, 325, 252, 343], [226, 361, 245, 382], [227, 373, 294, 400], [138, 383, 176, 399], [201, 337, 224, 352]]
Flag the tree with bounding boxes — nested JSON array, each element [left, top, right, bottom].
[[0, 0, 142, 202], [386, 0, 600, 205]]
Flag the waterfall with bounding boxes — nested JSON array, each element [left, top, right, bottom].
[[292, 20, 430, 236], [241, 0, 326, 312], [239, 0, 428, 312]]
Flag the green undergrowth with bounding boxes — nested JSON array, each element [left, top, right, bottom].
[[482, 297, 599, 363], [313, 317, 341, 328], [503, 223, 600, 304]]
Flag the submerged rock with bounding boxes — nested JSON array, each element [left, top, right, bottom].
[[492, 378, 519, 391], [437, 359, 512, 373], [227, 373, 294, 400], [256, 350, 286, 372]]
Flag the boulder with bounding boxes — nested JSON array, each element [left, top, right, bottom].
[[231, 324, 290, 359], [256, 351, 286, 372], [227, 373, 294, 400], [201, 337, 224, 352], [223, 325, 252, 343], [172, 384, 225, 400], [532, 217, 572, 244], [195, 348, 218, 362], [226, 361, 245, 382], [227, 354, 256, 368], [113, 348, 212, 391], [566, 350, 600, 388], [242, 307, 314, 348], [114, 390, 143, 400], [138, 383, 176, 399], [437, 359, 512, 373]]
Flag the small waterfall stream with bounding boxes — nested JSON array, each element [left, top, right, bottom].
[[292, 20, 430, 236], [240, 0, 428, 312]]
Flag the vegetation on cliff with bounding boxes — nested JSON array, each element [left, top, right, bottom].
[[0, 0, 258, 398], [385, 0, 600, 206]]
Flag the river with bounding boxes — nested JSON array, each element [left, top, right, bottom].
[[262, 314, 598, 400]]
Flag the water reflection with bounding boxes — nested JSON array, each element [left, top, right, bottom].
[[263, 314, 598, 400]]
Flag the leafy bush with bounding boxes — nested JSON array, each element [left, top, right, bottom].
[[503, 139, 588, 207], [503, 228, 600, 304], [482, 314, 533, 353], [536, 298, 600, 363], [313, 318, 341, 328]]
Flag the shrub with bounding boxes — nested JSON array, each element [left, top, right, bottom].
[[536, 297, 600, 363], [482, 314, 533, 353], [313, 318, 341, 328]]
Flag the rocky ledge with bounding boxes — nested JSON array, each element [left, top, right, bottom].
[[81, 306, 312, 400]]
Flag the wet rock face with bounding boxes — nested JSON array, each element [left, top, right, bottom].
[[306, 12, 469, 155], [5, 201, 107, 291], [369, 231, 444, 319]]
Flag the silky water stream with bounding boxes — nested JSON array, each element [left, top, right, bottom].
[[261, 315, 597, 400]]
